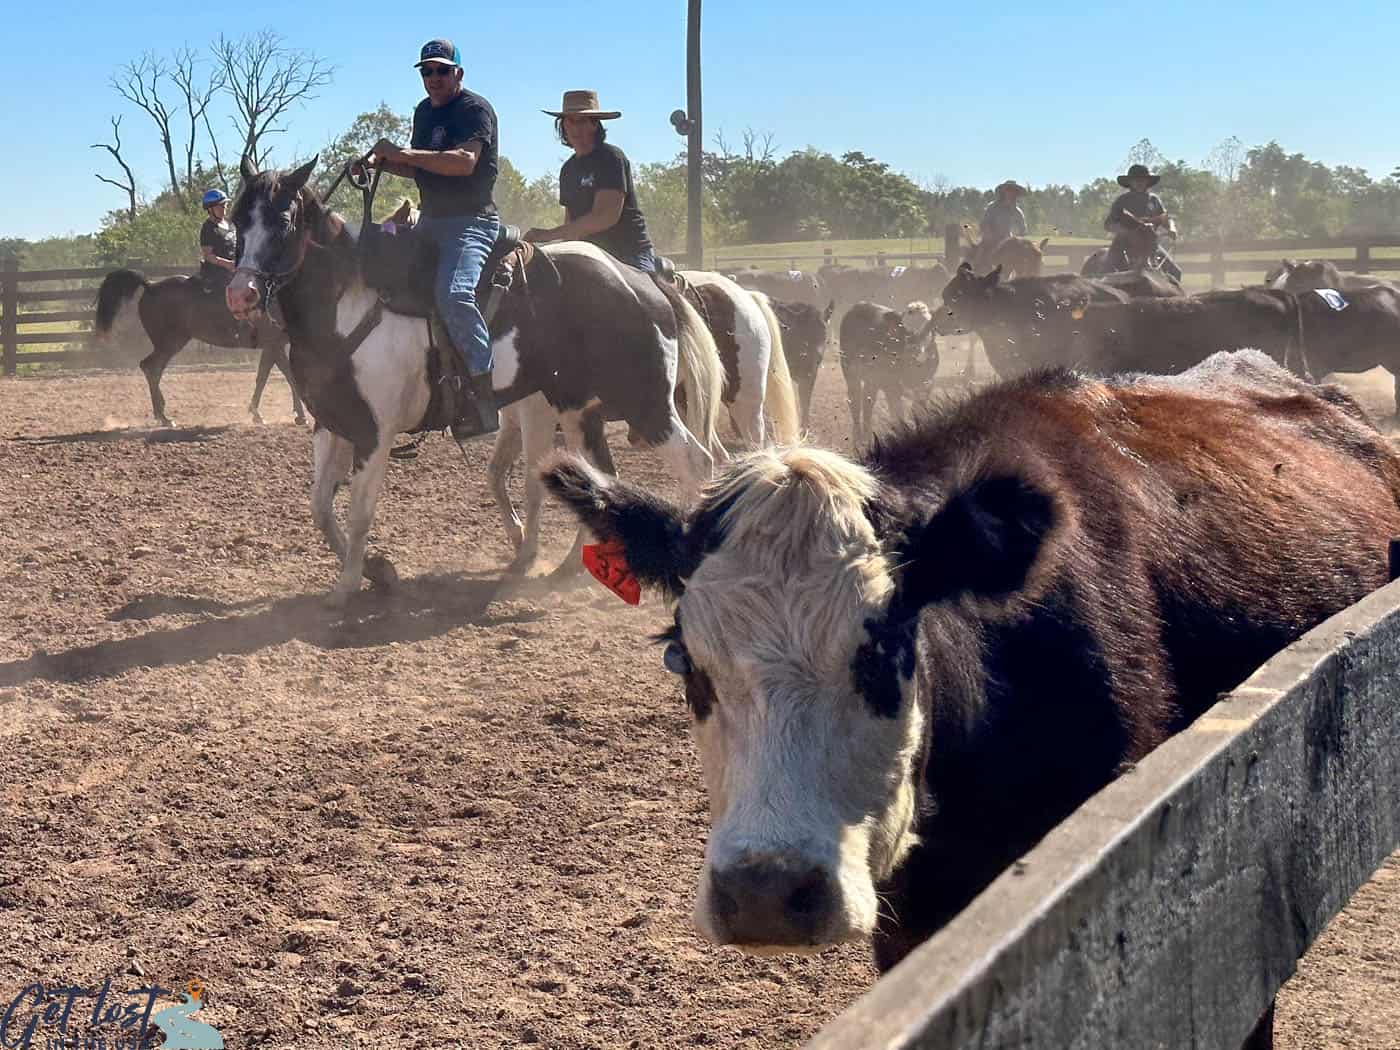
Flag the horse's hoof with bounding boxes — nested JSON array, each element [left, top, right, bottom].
[[250, 411, 265, 425], [324, 588, 354, 610], [505, 550, 539, 577], [364, 555, 399, 591]]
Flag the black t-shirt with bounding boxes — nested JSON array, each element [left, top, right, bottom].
[[559, 143, 654, 264], [410, 89, 498, 218], [199, 218, 236, 261]]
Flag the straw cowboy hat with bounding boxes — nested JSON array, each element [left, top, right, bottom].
[[994, 180, 1028, 197], [544, 90, 621, 120], [1117, 163, 1162, 188]]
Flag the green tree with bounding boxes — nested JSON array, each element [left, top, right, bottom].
[[94, 205, 203, 268]]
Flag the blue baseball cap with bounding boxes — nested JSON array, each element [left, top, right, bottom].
[[415, 39, 461, 68]]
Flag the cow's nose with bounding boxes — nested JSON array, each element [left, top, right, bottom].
[[707, 856, 837, 947]]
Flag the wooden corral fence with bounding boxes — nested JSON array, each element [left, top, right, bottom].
[[807, 557, 1400, 1050], [0, 260, 259, 376], [713, 224, 1400, 290]]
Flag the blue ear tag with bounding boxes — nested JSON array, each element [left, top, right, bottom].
[[663, 642, 691, 675], [1314, 288, 1349, 311]]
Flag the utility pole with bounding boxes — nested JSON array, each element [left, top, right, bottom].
[[671, 0, 703, 267]]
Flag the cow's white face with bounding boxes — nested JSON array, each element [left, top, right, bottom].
[[663, 453, 926, 951], [543, 448, 1060, 957]]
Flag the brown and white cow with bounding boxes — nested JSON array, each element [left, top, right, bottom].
[[543, 350, 1400, 975]]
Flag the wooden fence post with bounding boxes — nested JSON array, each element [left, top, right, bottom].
[[2, 258, 16, 377], [1356, 242, 1372, 275], [945, 223, 960, 267], [1210, 246, 1227, 290]]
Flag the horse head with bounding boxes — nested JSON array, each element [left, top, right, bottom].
[[226, 156, 323, 321]]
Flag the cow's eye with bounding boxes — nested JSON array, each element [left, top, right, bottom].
[[663, 641, 692, 676]]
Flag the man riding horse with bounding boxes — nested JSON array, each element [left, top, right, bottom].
[[980, 180, 1028, 246], [369, 38, 501, 439], [1103, 163, 1182, 281], [198, 189, 237, 293], [523, 91, 658, 274]]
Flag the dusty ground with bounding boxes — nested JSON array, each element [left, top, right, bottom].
[[0, 355, 1397, 1049]]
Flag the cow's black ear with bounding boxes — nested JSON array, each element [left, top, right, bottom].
[[888, 473, 1058, 617], [957, 261, 974, 275], [981, 264, 1004, 287], [542, 454, 689, 597]]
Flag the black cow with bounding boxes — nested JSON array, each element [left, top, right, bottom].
[[769, 298, 834, 429], [839, 301, 939, 445]]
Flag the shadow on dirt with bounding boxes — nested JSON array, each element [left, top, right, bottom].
[[0, 572, 546, 689], [10, 425, 233, 446]]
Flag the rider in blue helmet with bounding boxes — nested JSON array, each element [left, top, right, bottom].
[[199, 188, 237, 293]]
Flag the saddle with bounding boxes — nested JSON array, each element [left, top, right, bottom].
[[358, 222, 530, 435]]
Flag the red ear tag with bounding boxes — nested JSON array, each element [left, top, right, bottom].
[[582, 540, 642, 605]]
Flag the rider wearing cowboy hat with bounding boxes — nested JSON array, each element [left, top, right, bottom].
[[370, 38, 501, 438], [1104, 163, 1182, 280], [198, 188, 237, 293], [524, 91, 656, 273], [980, 181, 1029, 246]]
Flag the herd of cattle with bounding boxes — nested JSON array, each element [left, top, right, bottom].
[[732, 253, 1400, 447]]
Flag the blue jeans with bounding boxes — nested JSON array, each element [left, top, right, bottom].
[[623, 247, 657, 273], [419, 212, 500, 374]]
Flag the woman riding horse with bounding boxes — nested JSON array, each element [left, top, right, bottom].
[[198, 189, 238, 293], [523, 91, 657, 273]]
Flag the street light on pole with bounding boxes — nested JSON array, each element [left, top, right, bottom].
[[670, 0, 703, 268]]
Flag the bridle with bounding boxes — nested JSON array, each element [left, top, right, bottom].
[[233, 154, 376, 312]]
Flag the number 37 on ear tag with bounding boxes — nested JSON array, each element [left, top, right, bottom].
[[582, 540, 642, 605]]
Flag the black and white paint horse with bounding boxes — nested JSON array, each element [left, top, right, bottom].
[[224, 158, 726, 604], [93, 267, 305, 426], [486, 274, 801, 575]]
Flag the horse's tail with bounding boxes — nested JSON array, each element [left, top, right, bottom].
[[93, 269, 149, 339], [748, 291, 801, 445], [658, 280, 725, 459]]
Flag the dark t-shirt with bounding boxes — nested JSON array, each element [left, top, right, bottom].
[[410, 89, 498, 219], [1106, 190, 1166, 232], [199, 218, 236, 261], [559, 143, 654, 265]]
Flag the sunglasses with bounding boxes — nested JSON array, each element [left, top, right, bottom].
[[420, 65, 457, 77]]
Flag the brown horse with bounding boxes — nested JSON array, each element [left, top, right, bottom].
[[93, 268, 305, 426], [962, 227, 1050, 278]]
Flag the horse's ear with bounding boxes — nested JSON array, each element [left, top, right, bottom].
[[240, 154, 258, 182], [1281, 258, 1297, 272], [957, 261, 974, 275], [982, 265, 1004, 286], [285, 155, 319, 193]]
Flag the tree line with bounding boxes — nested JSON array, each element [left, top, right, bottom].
[[6, 34, 1400, 273]]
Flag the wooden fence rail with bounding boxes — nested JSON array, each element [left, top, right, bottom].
[[714, 226, 1400, 288], [1, 260, 189, 375], [807, 573, 1400, 1050]]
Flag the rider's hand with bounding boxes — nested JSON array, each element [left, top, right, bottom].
[[370, 139, 402, 163]]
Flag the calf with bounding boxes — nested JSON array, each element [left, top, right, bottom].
[[768, 298, 834, 429], [839, 301, 939, 445], [543, 350, 1400, 988]]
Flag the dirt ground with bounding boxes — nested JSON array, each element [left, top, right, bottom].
[[1, 355, 1397, 1049]]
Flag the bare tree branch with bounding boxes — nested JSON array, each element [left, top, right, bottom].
[[91, 116, 138, 221], [170, 46, 225, 204], [213, 30, 335, 172], [111, 53, 185, 205]]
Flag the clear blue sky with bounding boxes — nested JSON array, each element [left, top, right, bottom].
[[4, 0, 1397, 241]]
